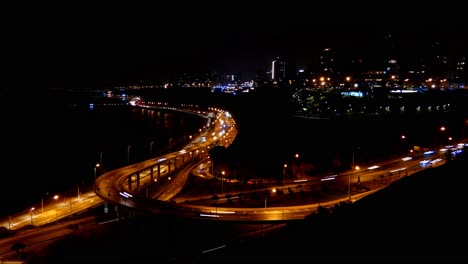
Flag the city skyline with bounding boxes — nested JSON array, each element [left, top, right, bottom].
[[41, 9, 468, 88]]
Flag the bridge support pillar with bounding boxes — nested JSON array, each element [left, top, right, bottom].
[[157, 163, 161, 180], [128, 174, 132, 191], [136, 172, 140, 191], [150, 167, 154, 182]]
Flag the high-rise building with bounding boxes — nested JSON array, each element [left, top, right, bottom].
[[427, 41, 449, 82], [382, 34, 401, 89], [450, 55, 466, 88], [320, 48, 338, 79], [272, 56, 286, 82]]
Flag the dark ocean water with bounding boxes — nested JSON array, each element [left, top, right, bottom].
[[1, 91, 207, 218]]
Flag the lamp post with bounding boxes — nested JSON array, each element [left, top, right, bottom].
[[221, 171, 225, 194], [30, 207, 35, 225], [399, 134, 407, 156], [293, 153, 299, 178], [54, 195, 59, 224], [352, 146, 360, 169], [264, 189, 272, 208], [348, 166, 360, 201], [438, 126, 447, 149], [356, 166, 361, 184], [283, 164, 287, 185], [127, 145, 131, 165], [94, 163, 100, 181], [352, 151, 355, 169], [149, 141, 154, 157]]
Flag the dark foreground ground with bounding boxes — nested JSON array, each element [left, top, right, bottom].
[[13, 150, 467, 263]]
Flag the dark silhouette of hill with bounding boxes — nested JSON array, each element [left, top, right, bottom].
[[200, 150, 468, 262]]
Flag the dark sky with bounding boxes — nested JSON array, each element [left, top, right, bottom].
[[36, 4, 468, 88]]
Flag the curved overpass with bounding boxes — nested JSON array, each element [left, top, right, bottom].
[[94, 102, 244, 218], [95, 101, 466, 222]]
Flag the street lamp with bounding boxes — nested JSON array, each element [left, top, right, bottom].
[[348, 166, 360, 201], [400, 134, 406, 156], [293, 153, 299, 178], [439, 126, 446, 149], [30, 207, 35, 225], [345, 76, 351, 90], [283, 164, 287, 185], [94, 163, 100, 181], [127, 145, 132, 165], [221, 171, 225, 194], [356, 166, 361, 184], [264, 189, 273, 208], [150, 141, 154, 157], [54, 195, 59, 223], [352, 146, 360, 169]]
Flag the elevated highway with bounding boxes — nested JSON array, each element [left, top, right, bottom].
[[2, 102, 466, 230], [94, 102, 241, 218], [94, 101, 468, 222]]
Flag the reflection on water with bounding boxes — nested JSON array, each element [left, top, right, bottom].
[[1, 99, 207, 217]]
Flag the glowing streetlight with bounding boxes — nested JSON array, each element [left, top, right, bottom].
[[283, 164, 287, 185], [348, 166, 360, 201], [94, 163, 100, 181], [54, 195, 59, 223], [352, 146, 360, 169], [345, 76, 352, 89], [439, 126, 447, 148], [30, 207, 35, 225], [221, 171, 225, 194], [293, 154, 299, 178], [399, 134, 407, 155], [355, 166, 361, 184]]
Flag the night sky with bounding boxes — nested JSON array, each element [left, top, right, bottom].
[[34, 4, 468, 88]]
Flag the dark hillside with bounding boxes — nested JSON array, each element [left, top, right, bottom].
[[201, 151, 468, 262]]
